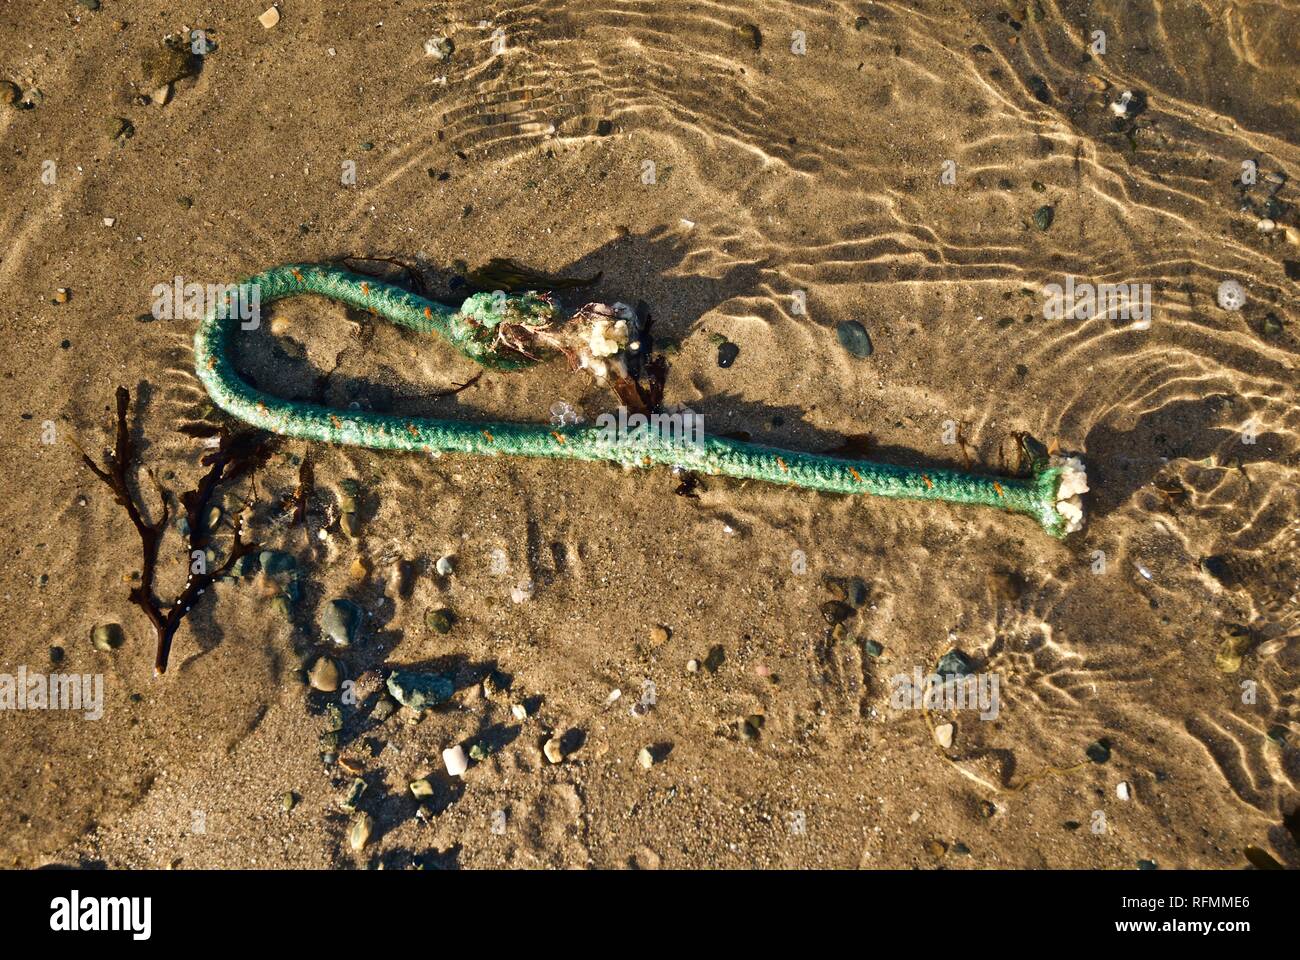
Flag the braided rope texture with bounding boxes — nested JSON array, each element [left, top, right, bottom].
[[193, 264, 1072, 536]]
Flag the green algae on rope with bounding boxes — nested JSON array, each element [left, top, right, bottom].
[[194, 263, 1088, 537]]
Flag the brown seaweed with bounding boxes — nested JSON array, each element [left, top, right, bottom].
[[79, 386, 277, 674]]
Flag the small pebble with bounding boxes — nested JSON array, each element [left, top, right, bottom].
[[1033, 204, 1055, 231], [53, 288, 70, 304], [425, 607, 454, 634], [91, 623, 125, 651], [340, 778, 366, 812], [280, 791, 296, 812], [543, 738, 564, 763], [686, 659, 699, 673], [835, 320, 873, 358], [648, 624, 670, 646], [1086, 739, 1112, 764], [935, 649, 975, 679], [320, 598, 363, 646], [442, 745, 469, 777], [386, 669, 454, 711], [934, 723, 954, 749], [258, 6, 280, 29], [259, 550, 296, 575], [511, 702, 528, 721], [1116, 781, 1131, 801], [349, 556, 370, 581], [638, 747, 655, 769], [511, 580, 534, 603], [410, 778, 433, 798], [307, 656, 341, 692], [717, 341, 740, 368], [435, 555, 454, 576], [348, 812, 373, 851]]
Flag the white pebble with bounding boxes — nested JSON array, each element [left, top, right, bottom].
[[1116, 781, 1131, 801], [543, 738, 564, 764], [442, 744, 468, 777], [258, 6, 280, 29], [511, 580, 534, 603], [102, 217, 115, 227], [435, 555, 454, 576], [934, 723, 954, 749]]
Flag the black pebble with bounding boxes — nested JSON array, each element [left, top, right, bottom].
[[717, 341, 739, 368]]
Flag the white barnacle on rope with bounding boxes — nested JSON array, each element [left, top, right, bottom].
[[1050, 455, 1088, 533]]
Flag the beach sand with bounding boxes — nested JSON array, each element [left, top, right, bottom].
[[0, 0, 1297, 869]]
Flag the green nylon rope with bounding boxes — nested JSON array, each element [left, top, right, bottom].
[[193, 264, 1077, 537]]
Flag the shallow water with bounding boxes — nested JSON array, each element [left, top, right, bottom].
[[0, 1, 1296, 868]]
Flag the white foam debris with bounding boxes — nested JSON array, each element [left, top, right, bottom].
[[1050, 455, 1088, 533]]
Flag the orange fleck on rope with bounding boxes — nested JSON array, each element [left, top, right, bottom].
[[551, 431, 566, 445], [922, 474, 934, 489], [482, 429, 494, 442], [993, 481, 1005, 498], [849, 466, 862, 482]]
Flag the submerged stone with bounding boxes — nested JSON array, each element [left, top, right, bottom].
[[386, 670, 454, 711], [835, 320, 873, 358]]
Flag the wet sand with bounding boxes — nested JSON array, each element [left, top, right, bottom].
[[0, 1, 1297, 868]]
